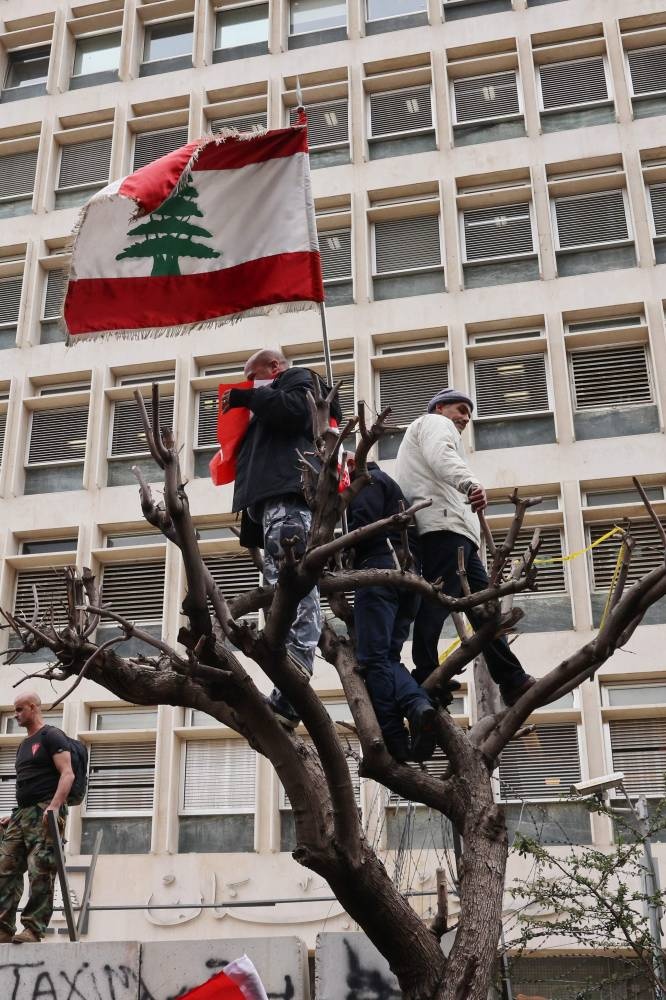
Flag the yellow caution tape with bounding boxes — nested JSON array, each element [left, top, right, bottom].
[[437, 524, 625, 664], [599, 536, 628, 629]]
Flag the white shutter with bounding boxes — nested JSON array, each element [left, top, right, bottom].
[[182, 739, 256, 813], [628, 46, 666, 96], [110, 396, 174, 457], [374, 215, 441, 274], [42, 269, 67, 320], [203, 554, 261, 603], [133, 127, 189, 170], [370, 86, 433, 137], [0, 747, 17, 812], [608, 718, 666, 797], [320, 228, 352, 282], [453, 71, 520, 123], [569, 345, 652, 410], [387, 747, 449, 806], [539, 57, 609, 110], [210, 111, 267, 134], [196, 389, 218, 448], [489, 525, 566, 593], [474, 354, 549, 417], [335, 379, 355, 424], [379, 362, 448, 424], [28, 407, 89, 465], [463, 203, 533, 261], [289, 99, 349, 148], [0, 412, 6, 466], [281, 736, 361, 808], [554, 191, 629, 249], [499, 723, 581, 800], [649, 184, 666, 236], [101, 560, 165, 623], [589, 520, 664, 590], [57, 138, 112, 190], [0, 275, 23, 326], [0, 150, 37, 199], [85, 741, 156, 813], [14, 568, 71, 628]]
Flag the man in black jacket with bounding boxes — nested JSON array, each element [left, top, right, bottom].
[[347, 461, 436, 762], [222, 349, 342, 727]]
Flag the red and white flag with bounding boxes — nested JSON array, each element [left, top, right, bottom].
[[64, 128, 324, 341], [179, 954, 269, 1000]]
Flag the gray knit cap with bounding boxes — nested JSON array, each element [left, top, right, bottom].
[[427, 388, 474, 414]]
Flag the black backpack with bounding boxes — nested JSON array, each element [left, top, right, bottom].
[[46, 727, 88, 806]]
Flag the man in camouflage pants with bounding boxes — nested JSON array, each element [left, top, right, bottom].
[[0, 692, 73, 943]]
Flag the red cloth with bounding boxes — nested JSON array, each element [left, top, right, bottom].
[[209, 380, 252, 486], [179, 970, 246, 1000]]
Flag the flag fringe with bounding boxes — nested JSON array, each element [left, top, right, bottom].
[[65, 298, 319, 346]]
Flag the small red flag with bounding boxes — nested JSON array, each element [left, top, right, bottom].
[[209, 381, 253, 486], [179, 955, 269, 1000]]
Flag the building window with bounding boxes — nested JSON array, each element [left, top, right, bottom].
[[55, 137, 112, 209], [179, 739, 257, 852], [461, 203, 535, 275], [0, 150, 38, 219], [38, 263, 67, 341], [368, 86, 434, 158], [107, 392, 175, 485], [91, 708, 158, 731], [626, 45, 666, 118], [589, 521, 666, 627], [499, 723, 590, 844], [0, 274, 22, 350], [373, 213, 443, 301], [289, 0, 346, 37], [444, 0, 512, 18], [552, 189, 635, 275], [25, 405, 88, 494], [451, 71, 523, 143], [98, 561, 166, 646], [214, 4, 269, 55], [537, 56, 613, 131], [319, 228, 352, 294], [132, 127, 189, 171], [568, 344, 656, 442], [10, 567, 71, 662], [72, 32, 122, 78], [4, 46, 50, 92], [367, 0, 426, 19], [647, 183, 666, 261], [82, 740, 156, 854], [143, 18, 193, 64], [377, 359, 448, 459], [202, 553, 261, 621], [289, 99, 349, 154], [210, 111, 267, 134], [471, 352, 554, 451], [489, 524, 572, 631]]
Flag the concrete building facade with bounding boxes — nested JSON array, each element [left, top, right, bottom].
[[0, 0, 665, 993]]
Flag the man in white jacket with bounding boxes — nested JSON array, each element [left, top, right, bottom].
[[395, 388, 535, 706]]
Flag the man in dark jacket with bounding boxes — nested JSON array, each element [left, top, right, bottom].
[[347, 461, 436, 762], [222, 349, 342, 727]]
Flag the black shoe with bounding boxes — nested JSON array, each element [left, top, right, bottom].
[[431, 679, 462, 710], [408, 703, 437, 762], [266, 694, 301, 729]]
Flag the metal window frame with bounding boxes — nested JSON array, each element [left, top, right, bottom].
[[601, 681, 666, 709], [470, 350, 553, 421], [82, 737, 157, 818], [71, 29, 123, 78], [567, 341, 654, 413], [25, 406, 89, 469], [459, 200, 538, 265], [367, 84, 435, 142], [89, 707, 158, 731], [536, 54, 614, 114], [317, 226, 353, 285], [179, 736, 258, 816], [107, 389, 175, 461], [601, 715, 666, 802], [550, 187, 634, 253], [371, 211, 443, 278], [141, 15, 195, 65], [55, 138, 112, 196], [450, 67, 524, 128], [624, 44, 666, 99], [3, 45, 51, 90]]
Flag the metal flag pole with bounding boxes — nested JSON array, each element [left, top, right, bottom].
[[296, 76, 334, 389]]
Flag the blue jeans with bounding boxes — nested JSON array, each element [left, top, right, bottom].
[[262, 497, 322, 712], [412, 531, 528, 694], [354, 555, 431, 745]]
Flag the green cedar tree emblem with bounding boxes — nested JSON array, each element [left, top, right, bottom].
[[116, 173, 220, 277]]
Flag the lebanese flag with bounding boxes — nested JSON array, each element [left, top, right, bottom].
[[64, 128, 324, 341], [180, 955, 268, 1000]]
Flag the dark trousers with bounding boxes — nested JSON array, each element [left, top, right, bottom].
[[354, 555, 431, 744], [412, 531, 528, 693]]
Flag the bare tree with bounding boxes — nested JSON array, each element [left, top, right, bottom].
[[3, 385, 666, 1000]]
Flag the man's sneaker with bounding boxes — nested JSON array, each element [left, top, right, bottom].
[[0, 930, 13, 943], [501, 675, 537, 707], [13, 927, 41, 943], [266, 694, 301, 729], [408, 703, 437, 762]]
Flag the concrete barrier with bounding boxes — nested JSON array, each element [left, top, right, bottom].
[[0, 940, 140, 999], [141, 935, 310, 1000]]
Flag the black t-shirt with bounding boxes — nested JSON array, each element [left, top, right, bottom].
[[15, 726, 69, 808]]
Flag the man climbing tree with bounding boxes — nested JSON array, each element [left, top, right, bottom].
[[2, 383, 665, 1000]]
